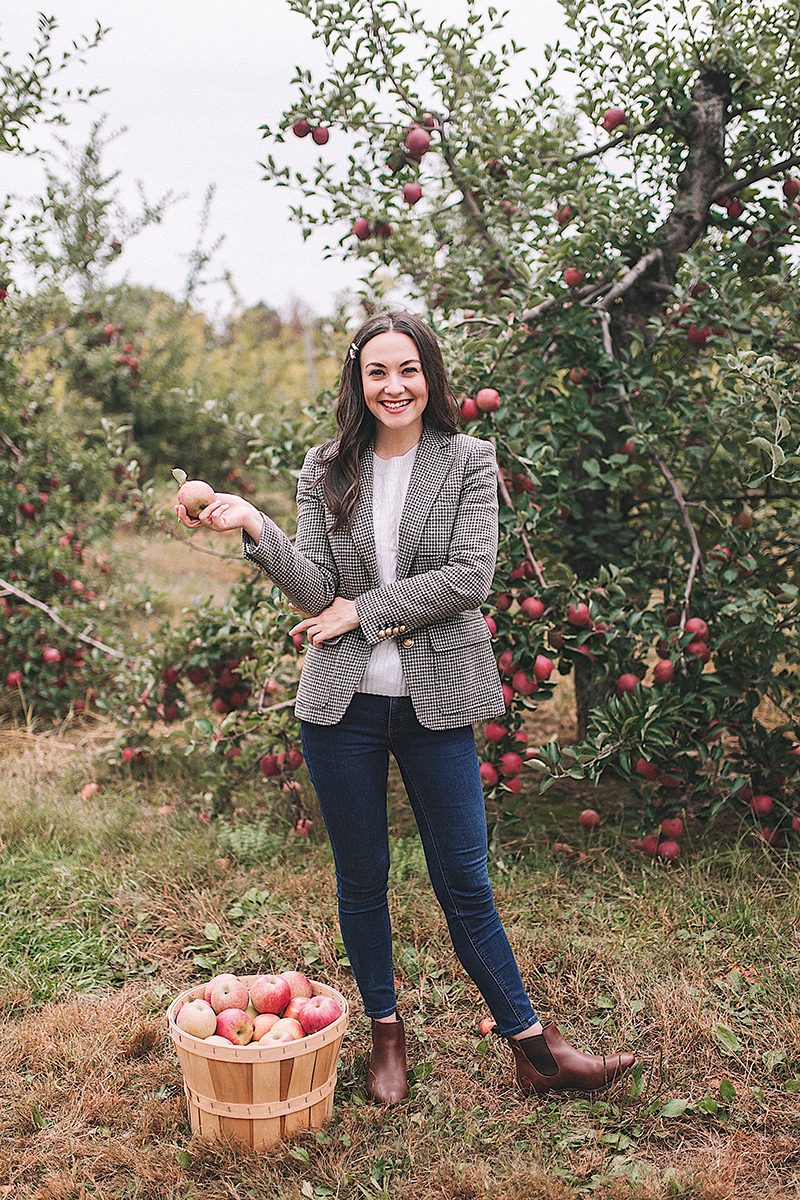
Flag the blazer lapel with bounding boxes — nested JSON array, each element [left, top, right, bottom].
[[396, 427, 455, 580], [349, 448, 380, 586]]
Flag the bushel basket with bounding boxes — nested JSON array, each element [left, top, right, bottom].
[[167, 976, 349, 1151]]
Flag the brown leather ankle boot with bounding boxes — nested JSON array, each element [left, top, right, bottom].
[[366, 1016, 409, 1105], [509, 1023, 637, 1096]]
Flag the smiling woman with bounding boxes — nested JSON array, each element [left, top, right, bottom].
[[175, 309, 636, 1107]]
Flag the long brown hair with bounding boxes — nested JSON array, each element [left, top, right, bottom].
[[315, 311, 459, 532]]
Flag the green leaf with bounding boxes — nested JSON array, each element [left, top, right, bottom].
[[176, 1151, 191, 1168], [696, 1093, 718, 1115], [204, 922, 221, 942], [719, 1078, 736, 1103], [194, 717, 214, 736], [659, 1098, 690, 1117], [171, 467, 188, 486], [714, 1024, 743, 1056]]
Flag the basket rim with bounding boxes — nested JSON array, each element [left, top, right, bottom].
[[166, 974, 350, 1062]]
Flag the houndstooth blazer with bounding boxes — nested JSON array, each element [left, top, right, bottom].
[[242, 424, 505, 730]]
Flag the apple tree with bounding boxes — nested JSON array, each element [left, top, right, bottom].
[[259, 0, 800, 847]]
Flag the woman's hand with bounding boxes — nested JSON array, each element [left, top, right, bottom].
[[289, 597, 361, 647], [175, 492, 264, 541]]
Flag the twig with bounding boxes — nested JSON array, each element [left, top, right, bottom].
[[0, 428, 23, 462], [18, 323, 70, 355], [256, 697, 296, 716], [711, 152, 800, 201], [491, 442, 548, 588], [0, 577, 126, 658], [539, 115, 668, 168], [595, 248, 663, 310]]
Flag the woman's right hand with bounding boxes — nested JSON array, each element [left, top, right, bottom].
[[175, 492, 264, 540]]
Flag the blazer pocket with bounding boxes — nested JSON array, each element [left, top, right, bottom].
[[427, 611, 492, 652]]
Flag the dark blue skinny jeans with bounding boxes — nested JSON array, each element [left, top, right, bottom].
[[300, 693, 539, 1036]]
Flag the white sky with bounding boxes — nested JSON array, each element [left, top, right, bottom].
[[2, 2, 565, 318]]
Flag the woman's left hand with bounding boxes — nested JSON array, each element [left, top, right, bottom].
[[289, 597, 361, 647]]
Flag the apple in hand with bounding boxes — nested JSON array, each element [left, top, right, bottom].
[[299, 995, 342, 1033], [280, 970, 313, 1000], [177, 479, 216, 518], [209, 973, 250, 1014], [176, 997, 217, 1039], [250, 973, 292, 1014], [216, 1007, 254, 1045], [253, 1012, 281, 1040]]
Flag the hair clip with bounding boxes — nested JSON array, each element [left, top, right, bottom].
[[348, 342, 359, 361]]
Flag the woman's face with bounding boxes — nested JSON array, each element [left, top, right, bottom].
[[360, 330, 429, 439]]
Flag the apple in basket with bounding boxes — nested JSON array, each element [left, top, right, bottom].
[[208, 973, 250, 1013], [252, 1012, 281, 1041], [299, 994, 342, 1034], [176, 997, 217, 1039], [280, 970, 313, 999], [261, 1017, 305, 1044], [215, 1007, 254, 1045], [250, 973, 292, 1014], [282, 996, 310, 1022]]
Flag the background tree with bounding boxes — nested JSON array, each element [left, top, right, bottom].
[[259, 0, 800, 849]]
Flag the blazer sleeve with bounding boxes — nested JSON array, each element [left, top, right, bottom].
[[355, 438, 498, 644], [242, 448, 339, 615]]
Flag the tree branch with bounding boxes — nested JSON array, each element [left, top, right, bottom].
[[711, 152, 800, 201], [595, 248, 663, 310], [0, 577, 126, 658], [491, 441, 548, 588]]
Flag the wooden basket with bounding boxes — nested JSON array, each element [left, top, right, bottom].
[[166, 976, 349, 1151]]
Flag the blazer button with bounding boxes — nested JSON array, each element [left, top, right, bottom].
[[392, 626, 400, 636], [378, 629, 386, 639], [402, 637, 414, 648]]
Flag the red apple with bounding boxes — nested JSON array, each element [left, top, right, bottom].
[[520, 597, 545, 620], [783, 177, 800, 202], [533, 654, 553, 681], [459, 396, 480, 422], [353, 217, 371, 241], [579, 808, 600, 829], [617, 673, 639, 694], [292, 118, 311, 137], [726, 198, 744, 219], [499, 751, 523, 777], [749, 794, 774, 817], [43, 647, 62, 664], [250, 973, 292, 1014], [497, 649, 515, 675], [653, 659, 674, 684], [567, 603, 591, 627], [485, 721, 507, 744], [636, 758, 659, 781], [710, 544, 731, 562], [759, 826, 779, 847], [602, 106, 627, 132], [299, 994, 342, 1033], [475, 387, 500, 413], [374, 222, 392, 238], [252, 1012, 281, 1040], [405, 126, 431, 156], [478, 1016, 496, 1036], [555, 205, 573, 225], [480, 762, 499, 786], [495, 593, 513, 611], [177, 479, 216, 518], [6, 670, 22, 687], [215, 1007, 254, 1045], [657, 839, 681, 862], [684, 617, 708, 641], [687, 325, 711, 349], [640, 834, 660, 857], [563, 267, 586, 287], [687, 640, 711, 663], [263, 1017, 305, 1044], [311, 127, 330, 145], [512, 670, 537, 696], [501, 683, 514, 707], [260, 753, 280, 776], [660, 816, 683, 838], [792, 815, 800, 833], [280, 970, 313, 1000], [209, 974, 250, 1014], [484, 615, 497, 636], [403, 182, 422, 205]]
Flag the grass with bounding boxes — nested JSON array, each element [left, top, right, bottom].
[[0, 726, 799, 1199]]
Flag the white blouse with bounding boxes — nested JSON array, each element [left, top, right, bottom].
[[356, 443, 418, 696]]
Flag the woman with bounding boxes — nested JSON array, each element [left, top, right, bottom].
[[177, 310, 636, 1103]]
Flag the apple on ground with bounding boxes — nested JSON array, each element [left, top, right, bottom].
[[579, 809, 600, 829], [299, 995, 342, 1033], [250, 973, 292, 1014], [749, 794, 773, 817], [478, 1016, 496, 1036], [176, 997, 218, 1039], [81, 782, 101, 800], [263, 1017, 305, 1044], [759, 826, 779, 847], [216, 1007, 254, 1045], [280, 970, 313, 1000], [658, 840, 681, 861], [640, 834, 660, 857], [660, 817, 683, 838], [252, 1012, 281, 1041], [209, 973, 250, 1014]]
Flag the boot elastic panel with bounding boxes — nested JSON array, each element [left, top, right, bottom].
[[514, 1029, 559, 1076]]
